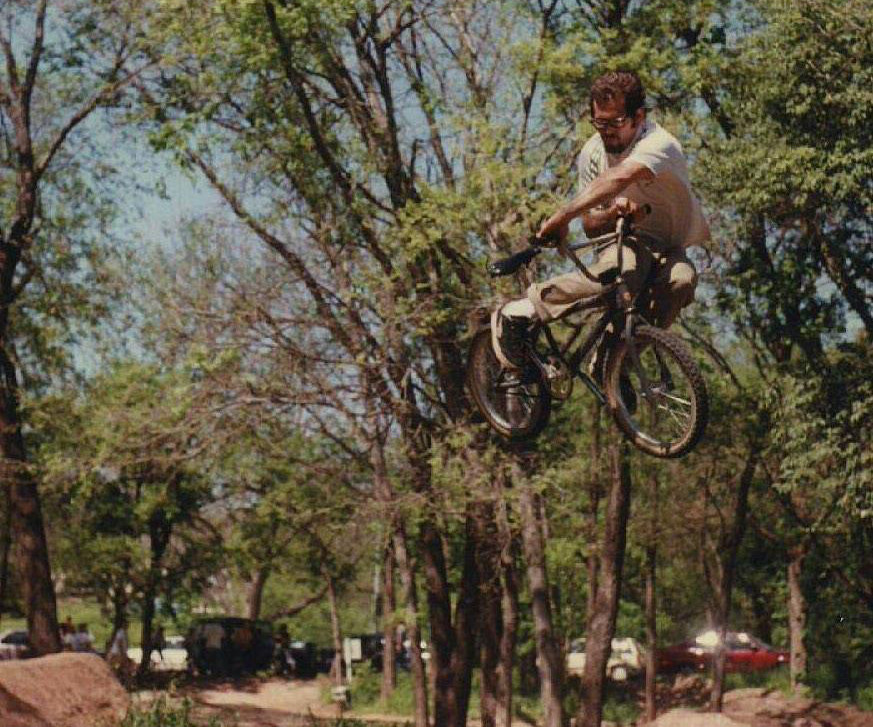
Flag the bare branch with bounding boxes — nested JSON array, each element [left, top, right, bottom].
[[21, 0, 47, 112], [35, 61, 155, 184]]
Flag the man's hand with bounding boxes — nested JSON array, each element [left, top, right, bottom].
[[613, 197, 645, 221], [535, 220, 569, 246]]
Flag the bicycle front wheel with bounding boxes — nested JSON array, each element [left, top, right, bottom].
[[466, 327, 551, 440], [605, 325, 708, 458]]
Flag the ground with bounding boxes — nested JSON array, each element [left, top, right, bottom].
[[4, 656, 870, 727], [131, 673, 873, 727]]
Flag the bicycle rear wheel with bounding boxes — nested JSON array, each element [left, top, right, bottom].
[[466, 327, 551, 440], [605, 325, 707, 458]]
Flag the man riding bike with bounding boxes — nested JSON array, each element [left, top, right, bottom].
[[493, 70, 709, 377]]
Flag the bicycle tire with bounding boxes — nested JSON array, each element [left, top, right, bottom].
[[605, 325, 708, 458], [466, 327, 551, 440]]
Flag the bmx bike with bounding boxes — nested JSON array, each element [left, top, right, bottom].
[[466, 214, 708, 459]]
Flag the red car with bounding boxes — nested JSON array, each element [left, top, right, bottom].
[[657, 630, 788, 674]]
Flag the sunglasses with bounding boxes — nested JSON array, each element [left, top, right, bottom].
[[592, 116, 633, 131]]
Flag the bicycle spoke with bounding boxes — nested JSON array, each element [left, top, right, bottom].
[[657, 391, 692, 407], [619, 336, 699, 448]]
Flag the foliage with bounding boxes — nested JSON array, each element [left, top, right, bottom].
[[121, 697, 224, 727], [31, 362, 223, 636], [725, 666, 792, 693]]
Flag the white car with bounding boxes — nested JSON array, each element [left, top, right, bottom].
[[0, 630, 30, 661], [566, 637, 644, 681]]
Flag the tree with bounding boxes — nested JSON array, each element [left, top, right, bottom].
[[37, 361, 224, 672], [0, 0, 153, 653]]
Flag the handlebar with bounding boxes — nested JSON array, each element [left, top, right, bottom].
[[487, 246, 542, 276], [486, 204, 651, 278]]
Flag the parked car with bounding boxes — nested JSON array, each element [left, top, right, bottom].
[[566, 637, 644, 681], [0, 630, 30, 661], [287, 640, 319, 679], [186, 617, 274, 676], [657, 630, 788, 674]]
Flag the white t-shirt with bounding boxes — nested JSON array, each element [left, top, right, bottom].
[[577, 120, 710, 248]]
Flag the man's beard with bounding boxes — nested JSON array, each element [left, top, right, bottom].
[[603, 138, 630, 154]]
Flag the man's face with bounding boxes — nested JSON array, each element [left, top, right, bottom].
[[592, 97, 642, 154]]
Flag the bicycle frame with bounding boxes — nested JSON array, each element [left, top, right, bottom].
[[519, 217, 656, 405]]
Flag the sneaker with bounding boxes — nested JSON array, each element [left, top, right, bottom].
[[492, 313, 530, 371]]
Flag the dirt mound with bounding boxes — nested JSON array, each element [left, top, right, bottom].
[[0, 652, 129, 727], [724, 687, 873, 727], [649, 686, 873, 727]]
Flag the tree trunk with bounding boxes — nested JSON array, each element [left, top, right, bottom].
[[2, 4, 61, 650], [110, 581, 128, 651], [444, 508, 479, 727], [247, 565, 271, 620], [1, 320, 60, 654], [137, 509, 171, 678], [586, 403, 603, 633], [577, 442, 632, 727], [496, 557, 520, 727], [0, 486, 12, 624], [644, 543, 658, 723], [392, 522, 429, 727], [478, 489, 517, 727], [496, 476, 520, 727], [518, 475, 565, 727], [788, 546, 808, 691], [711, 621, 728, 710], [415, 453, 479, 727], [326, 574, 344, 687], [381, 544, 397, 701], [708, 450, 757, 712], [479, 503, 502, 727], [644, 474, 659, 724]]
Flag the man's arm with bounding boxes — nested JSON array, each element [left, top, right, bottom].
[[538, 160, 654, 239]]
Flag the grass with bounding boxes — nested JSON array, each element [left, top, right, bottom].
[[120, 697, 225, 727], [345, 665, 640, 725], [123, 696, 372, 727], [724, 665, 792, 694]]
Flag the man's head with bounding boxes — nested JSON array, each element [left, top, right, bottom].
[[589, 70, 646, 154]]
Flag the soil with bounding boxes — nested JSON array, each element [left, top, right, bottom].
[[5, 660, 869, 727], [0, 652, 129, 727], [164, 674, 873, 727], [131, 673, 873, 727], [648, 677, 873, 727]]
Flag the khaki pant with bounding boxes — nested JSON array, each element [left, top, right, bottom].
[[526, 239, 697, 327]]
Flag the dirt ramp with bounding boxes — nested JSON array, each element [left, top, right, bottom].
[[724, 687, 873, 727], [0, 652, 129, 727]]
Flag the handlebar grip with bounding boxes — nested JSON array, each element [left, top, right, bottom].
[[487, 246, 541, 277], [537, 228, 563, 246]]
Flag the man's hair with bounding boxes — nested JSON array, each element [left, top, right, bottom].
[[589, 70, 646, 117]]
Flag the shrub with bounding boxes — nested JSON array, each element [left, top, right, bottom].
[[120, 697, 225, 727]]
